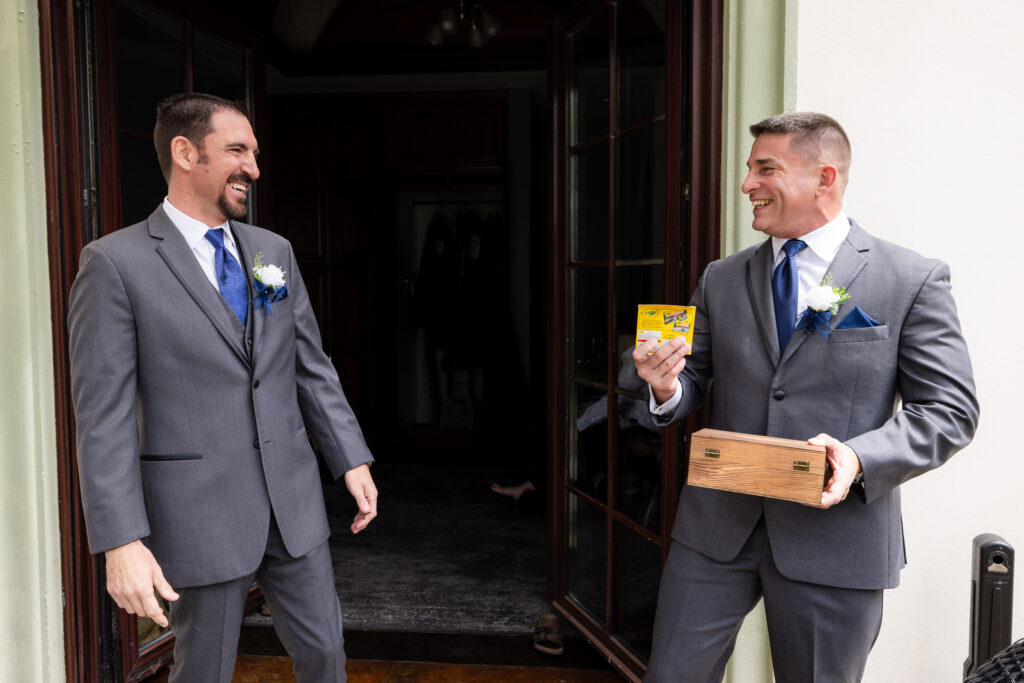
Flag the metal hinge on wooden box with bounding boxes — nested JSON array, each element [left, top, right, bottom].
[[687, 428, 828, 505]]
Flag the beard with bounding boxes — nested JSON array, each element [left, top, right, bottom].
[[218, 190, 249, 221], [218, 173, 253, 221]]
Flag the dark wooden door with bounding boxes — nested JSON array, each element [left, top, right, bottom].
[[547, 1, 722, 679]]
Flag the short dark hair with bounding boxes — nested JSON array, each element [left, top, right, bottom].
[[750, 112, 851, 186], [153, 93, 251, 182]]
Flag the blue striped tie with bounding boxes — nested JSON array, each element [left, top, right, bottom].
[[205, 228, 248, 326]]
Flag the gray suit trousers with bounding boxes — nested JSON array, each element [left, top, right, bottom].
[[168, 516, 345, 683], [644, 518, 882, 683]]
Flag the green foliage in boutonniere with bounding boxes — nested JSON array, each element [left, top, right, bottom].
[[797, 273, 850, 337], [252, 251, 288, 312], [805, 272, 850, 315]]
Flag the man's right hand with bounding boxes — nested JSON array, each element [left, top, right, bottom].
[[104, 540, 179, 628], [633, 336, 690, 405]]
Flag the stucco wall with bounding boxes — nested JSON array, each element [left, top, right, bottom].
[[721, 1, 1024, 680], [0, 0, 66, 681]]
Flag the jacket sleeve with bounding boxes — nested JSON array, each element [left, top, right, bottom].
[[288, 244, 375, 479], [68, 243, 151, 554], [845, 261, 980, 503]]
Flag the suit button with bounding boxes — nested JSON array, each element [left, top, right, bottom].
[[253, 379, 260, 389], [773, 390, 786, 400], [253, 439, 260, 449]]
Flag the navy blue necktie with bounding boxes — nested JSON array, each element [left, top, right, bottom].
[[205, 228, 248, 326], [772, 239, 807, 351]]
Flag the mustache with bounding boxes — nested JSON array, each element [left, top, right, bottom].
[[227, 173, 255, 185]]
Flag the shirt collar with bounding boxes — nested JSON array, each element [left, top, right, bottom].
[[162, 197, 236, 250], [771, 210, 850, 263]]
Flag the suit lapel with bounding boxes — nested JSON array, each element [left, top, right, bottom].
[[746, 239, 782, 364], [825, 220, 871, 316], [782, 218, 871, 363], [149, 207, 252, 368], [231, 221, 266, 365]]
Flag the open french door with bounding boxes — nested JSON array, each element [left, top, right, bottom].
[[546, 1, 722, 679]]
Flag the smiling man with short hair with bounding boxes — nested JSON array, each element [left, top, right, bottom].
[[635, 112, 979, 682]]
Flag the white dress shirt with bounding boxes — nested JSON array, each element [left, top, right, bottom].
[[162, 197, 242, 290], [650, 211, 851, 415]]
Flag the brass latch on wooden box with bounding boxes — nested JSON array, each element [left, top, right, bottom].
[[792, 460, 811, 472], [704, 448, 720, 459]]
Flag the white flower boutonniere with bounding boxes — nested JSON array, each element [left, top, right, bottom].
[[252, 252, 288, 313], [796, 273, 850, 338]]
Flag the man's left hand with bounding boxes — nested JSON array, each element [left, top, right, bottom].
[[344, 464, 378, 534], [807, 433, 862, 509]]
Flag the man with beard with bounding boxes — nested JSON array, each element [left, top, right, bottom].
[[68, 92, 377, 682]]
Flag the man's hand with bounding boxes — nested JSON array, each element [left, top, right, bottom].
[[104, 540, 179, 628], [344, 463, 378, 534], [808, 433, 863, 509], [632, 337, 690, 404]]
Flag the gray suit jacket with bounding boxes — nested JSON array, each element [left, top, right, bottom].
[[659, 220, 979, 590], [68, 206, 373, 587]]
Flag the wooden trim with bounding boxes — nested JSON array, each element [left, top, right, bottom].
[[545, 16, 569, 607], [38, 0, 108, 680], [95, 0, 122, 238], [603, 0, 617, 638], [687, 0, 724, 290], [658, 0, 683, 567]]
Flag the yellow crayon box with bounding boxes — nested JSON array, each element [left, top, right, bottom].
[[636, 304, 696, 354]]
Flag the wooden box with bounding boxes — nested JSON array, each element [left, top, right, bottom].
[[687, 428, 828, 505]]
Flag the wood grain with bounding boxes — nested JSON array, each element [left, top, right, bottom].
[[688, 429, 827, 504]]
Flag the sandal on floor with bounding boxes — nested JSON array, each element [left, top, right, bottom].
[[533, 614, 564, 656]]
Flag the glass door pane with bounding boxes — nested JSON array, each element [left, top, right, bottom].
[[566, 493, 607, 622], [570, 11, 610, 146], [616, 121, 666, 261], [618, 0, 666, 129], [570, 142, 610, 262], [570, 382, 609, 502], [569, 267, 609, 384], [611, 521, 661, 659]]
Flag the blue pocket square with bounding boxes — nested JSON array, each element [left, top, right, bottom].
[[836, 306, 881, 330]]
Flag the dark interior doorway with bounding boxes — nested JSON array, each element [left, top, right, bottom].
[[258, 84, 552, 638]]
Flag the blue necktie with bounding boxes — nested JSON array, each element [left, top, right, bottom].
[[205, 228, 248, 326], [772, 239, 807, 351]]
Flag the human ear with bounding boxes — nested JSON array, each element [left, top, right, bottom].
[[818, 164, 838, 192], [170, 136, 193, 172]]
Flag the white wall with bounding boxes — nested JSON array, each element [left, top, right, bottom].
[[791, 2, 1024, 681]]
